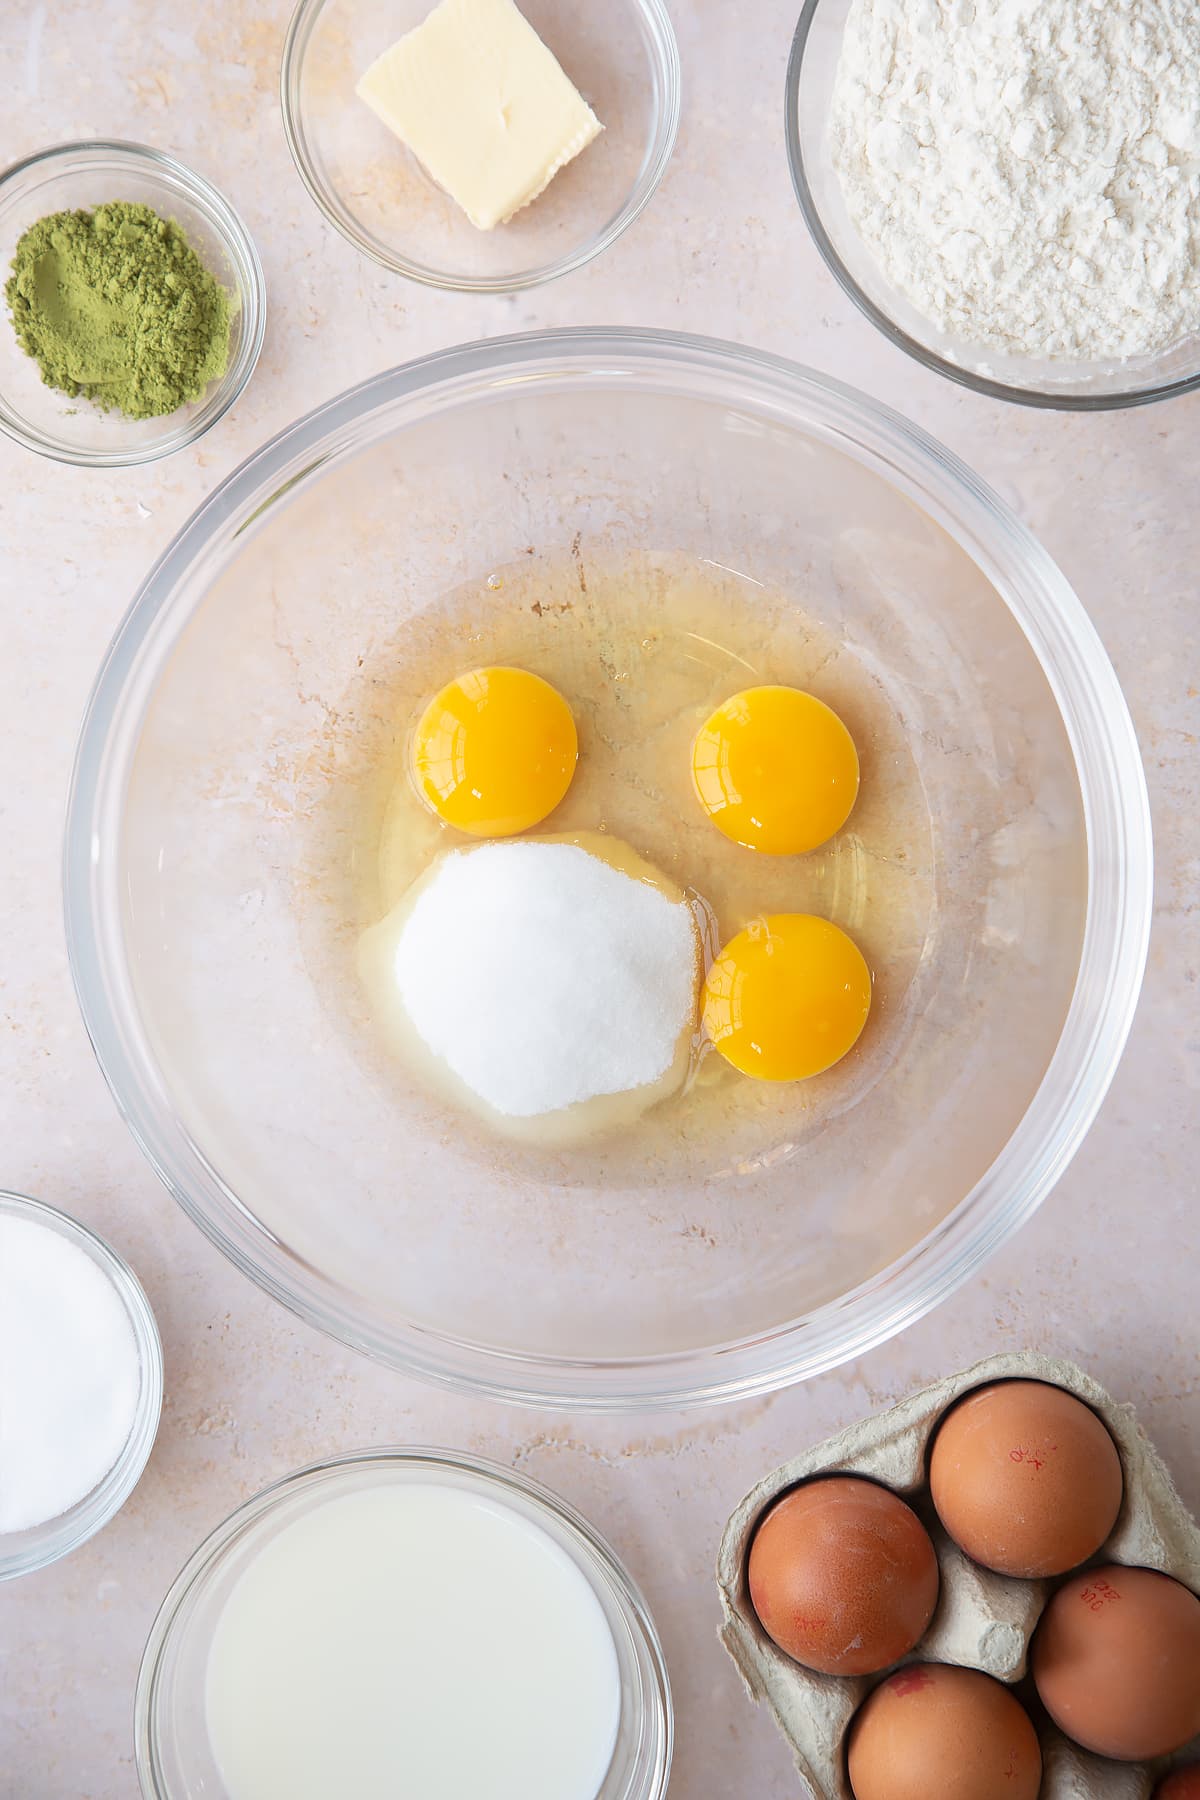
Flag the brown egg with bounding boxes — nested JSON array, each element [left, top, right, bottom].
[[847, 1663, 1042, 1800], [747, 1476, 939, 1676], [1156, 1771, 1200, 1800], [928, 1379, 1123, 1577], [1033, 1565, 1200, 1759]]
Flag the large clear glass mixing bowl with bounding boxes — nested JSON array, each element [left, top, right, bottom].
[[65, 330, 1151, 1410]]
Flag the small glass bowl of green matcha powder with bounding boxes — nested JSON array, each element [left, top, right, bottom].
[[0, 141, 265, 466]]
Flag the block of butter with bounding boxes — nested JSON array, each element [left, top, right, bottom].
[[356, 0, 603, 232]]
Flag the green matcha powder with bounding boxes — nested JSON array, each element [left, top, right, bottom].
[[6, 201, 232, 420]]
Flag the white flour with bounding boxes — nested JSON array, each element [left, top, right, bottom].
[[830, 0, 1200, 362]]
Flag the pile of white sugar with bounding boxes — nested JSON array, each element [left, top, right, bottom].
[[830, 0, 1200, 361], [393, 841, 699, 1118], [0, 1212, 141, 1534]]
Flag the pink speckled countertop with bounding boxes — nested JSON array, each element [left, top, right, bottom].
[[1, 2, 1197, 1796]]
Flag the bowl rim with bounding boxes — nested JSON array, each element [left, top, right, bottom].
[[63, 327, 1153, 1411], [0, 1189, 163, 1580], [134, 1444, 673, 1800], [784, 0, 1200, 413], [280, 0, 682, 293], [0, 138, 266, 467]]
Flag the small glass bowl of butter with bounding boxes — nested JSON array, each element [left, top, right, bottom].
[[281, 0, 680, 291]]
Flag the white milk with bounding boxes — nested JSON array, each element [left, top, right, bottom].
[[205, 1480, 622, 1800]]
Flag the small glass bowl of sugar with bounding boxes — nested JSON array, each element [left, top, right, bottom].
[[0, 1190, 163, 1581]]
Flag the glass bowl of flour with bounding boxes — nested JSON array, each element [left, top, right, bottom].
[[64, 330, 1151, 1409], [787, 0, 1200, 408]]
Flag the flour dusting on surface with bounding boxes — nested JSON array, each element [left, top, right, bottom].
[[830, 0, 1200, 361]]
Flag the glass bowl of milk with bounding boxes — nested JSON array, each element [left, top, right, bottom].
[[135, 1447, 672, 1800]]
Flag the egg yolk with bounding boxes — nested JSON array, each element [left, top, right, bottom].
[[702, 913, 872, 1080], [691, 685, 859, 855], [409, 666, 578, 837]]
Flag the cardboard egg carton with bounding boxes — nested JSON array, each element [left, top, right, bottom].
[[717, 1352, 1200, 1800]]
